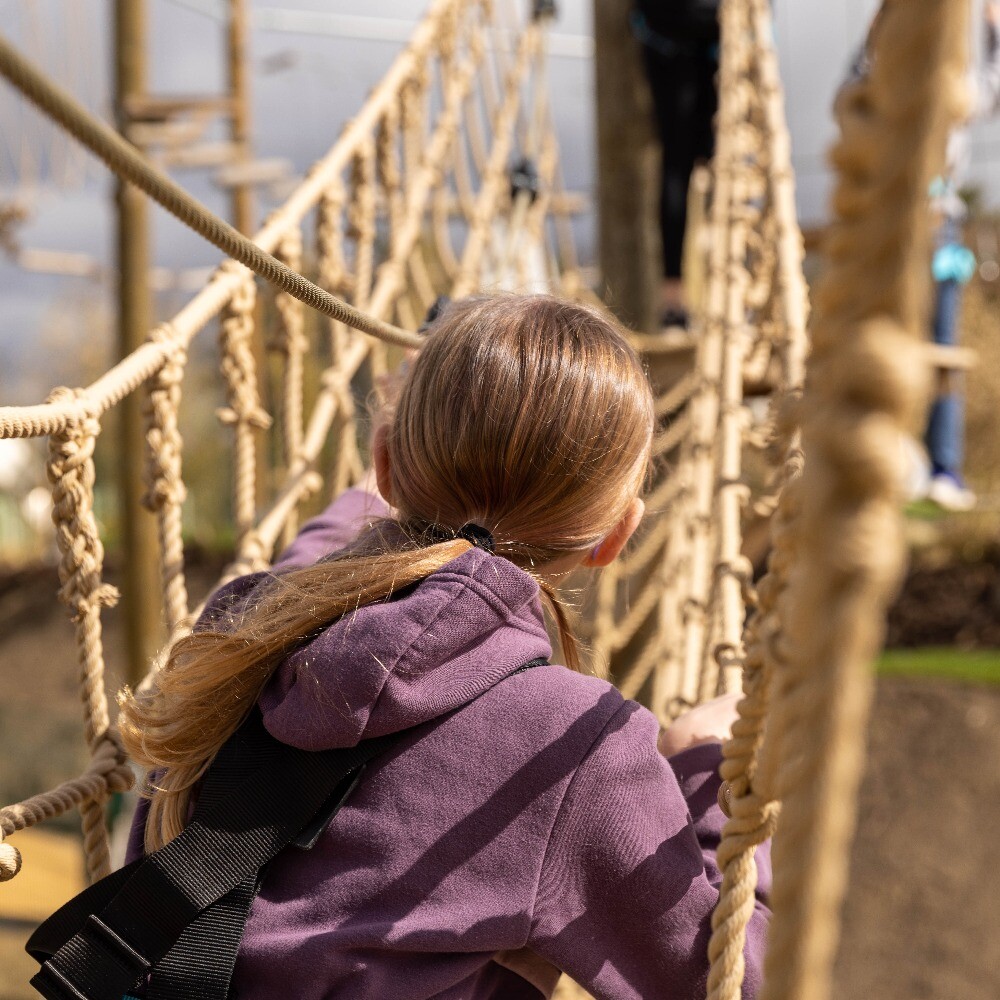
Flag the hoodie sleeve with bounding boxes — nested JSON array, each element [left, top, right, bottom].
[[271, 487, 391, 572], [529, 701, 770, 1000]]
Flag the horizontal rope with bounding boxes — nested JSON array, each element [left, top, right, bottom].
[[0, 31, 422, 350]]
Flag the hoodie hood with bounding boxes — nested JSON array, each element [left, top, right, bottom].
[[258, 547, 552, 751]]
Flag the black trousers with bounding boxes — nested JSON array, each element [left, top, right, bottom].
[[642, 46, 718, 278]]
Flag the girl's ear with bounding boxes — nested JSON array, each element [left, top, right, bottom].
[[372, 424, 396, 506], [582, 497, 645, 568]]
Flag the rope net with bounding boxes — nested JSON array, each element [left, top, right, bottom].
[[0, 2, 970, 1000]]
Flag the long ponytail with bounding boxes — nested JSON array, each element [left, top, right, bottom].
[[120, 539, 469, 851]]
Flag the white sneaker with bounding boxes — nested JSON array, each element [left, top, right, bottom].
[[899, 435, 931, 503], [927, 473, 976, 512]]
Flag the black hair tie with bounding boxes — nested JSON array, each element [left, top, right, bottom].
[[457, 523, 495, 553], [426, 522, 495, 553]]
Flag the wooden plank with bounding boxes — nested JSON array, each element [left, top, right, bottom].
[[922, 342, 977, 370]]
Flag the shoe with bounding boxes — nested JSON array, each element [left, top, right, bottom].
[[899, 435, 931, 503], [927, 472, 976, 512]]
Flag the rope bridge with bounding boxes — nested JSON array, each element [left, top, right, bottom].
[[0, 2, 969, 1000]]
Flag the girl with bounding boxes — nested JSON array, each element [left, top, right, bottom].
[[119, 294, 770, 999]]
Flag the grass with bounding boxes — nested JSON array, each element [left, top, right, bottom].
[[878, 647, 1000, 685], [903, 498, 950, 522]]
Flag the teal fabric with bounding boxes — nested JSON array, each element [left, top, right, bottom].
[[932, 243, 977, 284]]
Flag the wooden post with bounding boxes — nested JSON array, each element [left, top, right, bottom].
[[226, 0, 270, 514], [227, 0, 254, 235], [592, 0, 661, 332], [115, 0, 163, 684]]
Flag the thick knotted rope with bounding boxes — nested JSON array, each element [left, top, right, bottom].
[[44, 387, 133, 879], [142, 327, 190, 632], [218, 269, 271, 544], [274, 228, 308, 548], [756, 4, 968, 1000], [707, 394, 802, 998]]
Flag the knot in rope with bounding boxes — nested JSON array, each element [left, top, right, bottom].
[[436, 4, 460, 61], [0, 846, 21, 882], [0, 832, 22, 882], [91, 729, 135, 795], [317, 183, 348, 295], [301, 470, 323, 497], [218, 276, 272, 433], [45, 388, 121, 622], [714, 641, 745, 672], [142, 328, 189, 512], [400, 66, 430, 130]]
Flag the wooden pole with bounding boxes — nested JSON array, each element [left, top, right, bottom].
[[592, 0, 661, 332], [226, 0, 270, 515], [227, 0, 254, 235], [115, 0, 163, 684]]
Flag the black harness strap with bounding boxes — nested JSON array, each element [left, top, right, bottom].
[[27, 658, 548, 1000], [145, 873, 260, 1000], [30, 710, 398, 1000]]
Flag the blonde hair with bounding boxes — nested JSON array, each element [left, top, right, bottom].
[[119, 294, 654, 851]]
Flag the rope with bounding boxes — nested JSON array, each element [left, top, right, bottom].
[[707, 403, 802, 998], [0, 737, 133, 877], [274, 228, 308, 550], [675, 0, 748, 711], [757, 3, 968, 1000], [0, 31, 422, 350], [45, 387, 127, 880], [218, 270, 270, 545], [141, 329, 190, 633]]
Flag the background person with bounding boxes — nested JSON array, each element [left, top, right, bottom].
[[923, 0, 1000, 511], [632, 0, 720, 330]]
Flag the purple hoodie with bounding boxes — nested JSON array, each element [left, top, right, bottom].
[[127, 488, 770, 999]]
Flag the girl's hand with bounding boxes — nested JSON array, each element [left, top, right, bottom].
[[657, 693, 742, 757]]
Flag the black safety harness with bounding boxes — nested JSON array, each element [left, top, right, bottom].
[[27, 658, 547, 1000]]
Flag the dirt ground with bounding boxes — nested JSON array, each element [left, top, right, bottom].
[[834, 676, 1000, 999], [887, 547, 1000, 648], [1, 560, 999, 999]]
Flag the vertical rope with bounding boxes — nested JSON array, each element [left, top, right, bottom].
[[377, 101, 406, 246], [0, 0, 591, 890], [679, 0, 746, 704], [274, 228, 307, 549], [348, 139, 378, 312], [46, 387, 121, 881], [316, 180, 351, 363], [316, 181, 360, 498], [748, 0, 809, 391], [758, 4, 968, 999], [218, 269, 271, 545], [141, 328, 189, 632], [707, 396, 802, 999], [400, 65, 429, 188]]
